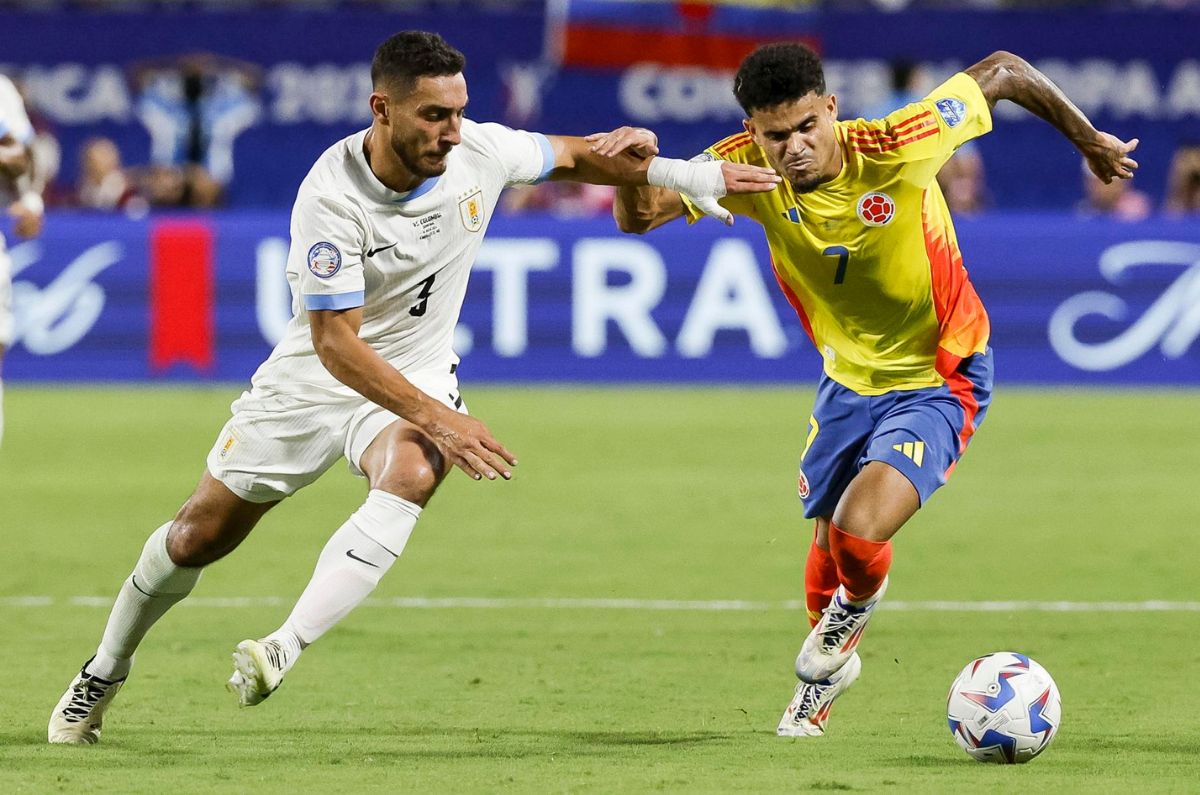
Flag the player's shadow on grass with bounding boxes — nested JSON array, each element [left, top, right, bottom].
[[19, 726, 737, 759], [380, 726, 739, 756]]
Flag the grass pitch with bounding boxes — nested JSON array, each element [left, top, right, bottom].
[[1, 385, 1198, 793]]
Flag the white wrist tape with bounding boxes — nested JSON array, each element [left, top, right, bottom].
[[647, 156, 727, 199]]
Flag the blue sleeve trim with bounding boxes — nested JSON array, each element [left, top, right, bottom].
[[0, 120, 9, 139], [303, 291, 365, 311], [532, 132, 556, 184]]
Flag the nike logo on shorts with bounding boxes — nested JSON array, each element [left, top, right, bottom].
[[345, 549, 380, 568], [366, 242, 397, 257]]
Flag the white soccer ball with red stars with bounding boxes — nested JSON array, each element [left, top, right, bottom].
[[946, 651, 1062, 764]]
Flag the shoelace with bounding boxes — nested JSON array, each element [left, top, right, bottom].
[[791, 681, 827, 720], [818, 601, 866, 652], [62, 676, 113, 723]]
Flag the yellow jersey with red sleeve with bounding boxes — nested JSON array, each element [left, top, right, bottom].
[[682, 72, 993, 396]]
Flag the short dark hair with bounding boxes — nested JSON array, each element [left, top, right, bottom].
[[371, 31, 466, 92], [733, 43, 826, 116]]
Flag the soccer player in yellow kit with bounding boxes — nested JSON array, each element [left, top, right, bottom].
[[595, 45, 1138, 737]]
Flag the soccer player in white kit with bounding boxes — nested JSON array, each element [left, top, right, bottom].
[[47, 31, 780, 744], [0, 74, 46, 449]]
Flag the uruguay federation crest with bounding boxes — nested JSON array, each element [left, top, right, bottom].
[[856, 192, 896, 227], [936, 97, 967, 128], [459, 190, 484, 232], [307, 242, 342, 278]]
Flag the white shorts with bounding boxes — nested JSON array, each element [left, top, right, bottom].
[[206, 364, 466, 503], [0, 246, 12, 348]]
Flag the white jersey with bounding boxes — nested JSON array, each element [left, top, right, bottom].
[[248, 119, 553, 401], [0, 75, 33, 150], [0, 74, 34, 254]]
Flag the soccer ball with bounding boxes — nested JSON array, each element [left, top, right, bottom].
[[946, 652, 1061, 764]]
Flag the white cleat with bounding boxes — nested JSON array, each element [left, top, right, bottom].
[[777, 652, 861, 737], [227, 639, 288, 707], [796, 576, 888, 683], [48, 659, 126, 745]]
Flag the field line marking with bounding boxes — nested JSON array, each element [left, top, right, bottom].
[[2, 596, 1199, 612]]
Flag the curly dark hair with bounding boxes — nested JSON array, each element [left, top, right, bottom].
[[733, 43, 826, 115], [371, 31, 466, 92]]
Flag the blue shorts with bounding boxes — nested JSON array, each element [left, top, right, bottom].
[[796, 349, 994, 519]]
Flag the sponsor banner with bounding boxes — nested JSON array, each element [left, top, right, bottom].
[[4, 212, 1198, 385]]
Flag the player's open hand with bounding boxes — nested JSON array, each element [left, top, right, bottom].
[[721, 161, 781, 195], [425, 406, 518, 482], [687, 162, 780, 226], [1083, 133, 1139, 184], [585, 127, 660, 159]]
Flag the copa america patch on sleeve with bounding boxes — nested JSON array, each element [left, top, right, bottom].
[[690, 152, 716, 162], [307, 241, 342, 278], [935, 98, 967, 128]]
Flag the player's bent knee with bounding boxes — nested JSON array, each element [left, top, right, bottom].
[[365, 430, 448, 506], [165, 479, 274, 567], [830, 508, 893, 543], [166, 514, 250, 567]]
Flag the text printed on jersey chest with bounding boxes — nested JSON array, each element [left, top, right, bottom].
[[414, 212, 442, 242]]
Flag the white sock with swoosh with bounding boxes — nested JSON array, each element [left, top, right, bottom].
[[270, 490, 421, 660], [88, 522, 203, 681]]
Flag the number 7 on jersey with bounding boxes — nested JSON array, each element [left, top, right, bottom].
[[822, 246, 850, 285]]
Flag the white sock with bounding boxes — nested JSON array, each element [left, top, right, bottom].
[[86, 522, 203, 681], [275, 490, 421, 659]]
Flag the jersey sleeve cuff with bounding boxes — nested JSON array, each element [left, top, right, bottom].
[[532, 132, 556, 184], [303, 291, 365, 311]]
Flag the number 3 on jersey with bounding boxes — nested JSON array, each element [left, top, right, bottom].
[[410, 275, 435, 317], [822, 245, 850, 285]]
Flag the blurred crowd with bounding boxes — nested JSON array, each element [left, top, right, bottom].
[[13, 53, 259, 216]]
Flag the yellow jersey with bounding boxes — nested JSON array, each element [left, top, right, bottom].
[[683, 72, 993, 395]]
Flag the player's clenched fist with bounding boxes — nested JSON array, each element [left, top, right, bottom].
[[423, 406, 518, 482]]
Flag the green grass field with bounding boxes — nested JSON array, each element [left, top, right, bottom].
[[2, 385, 1198, 793]]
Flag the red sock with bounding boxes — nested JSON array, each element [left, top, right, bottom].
[[804, 528, 840, 628], [828, 522, 892, 603]]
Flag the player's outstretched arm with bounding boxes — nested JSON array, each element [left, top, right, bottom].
[[580, 126, 752, 232], [542, 130, 778, 226], [613, 182, 689, 235], [309, 308, 517, 482], [966, 51, 1138, 184]]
